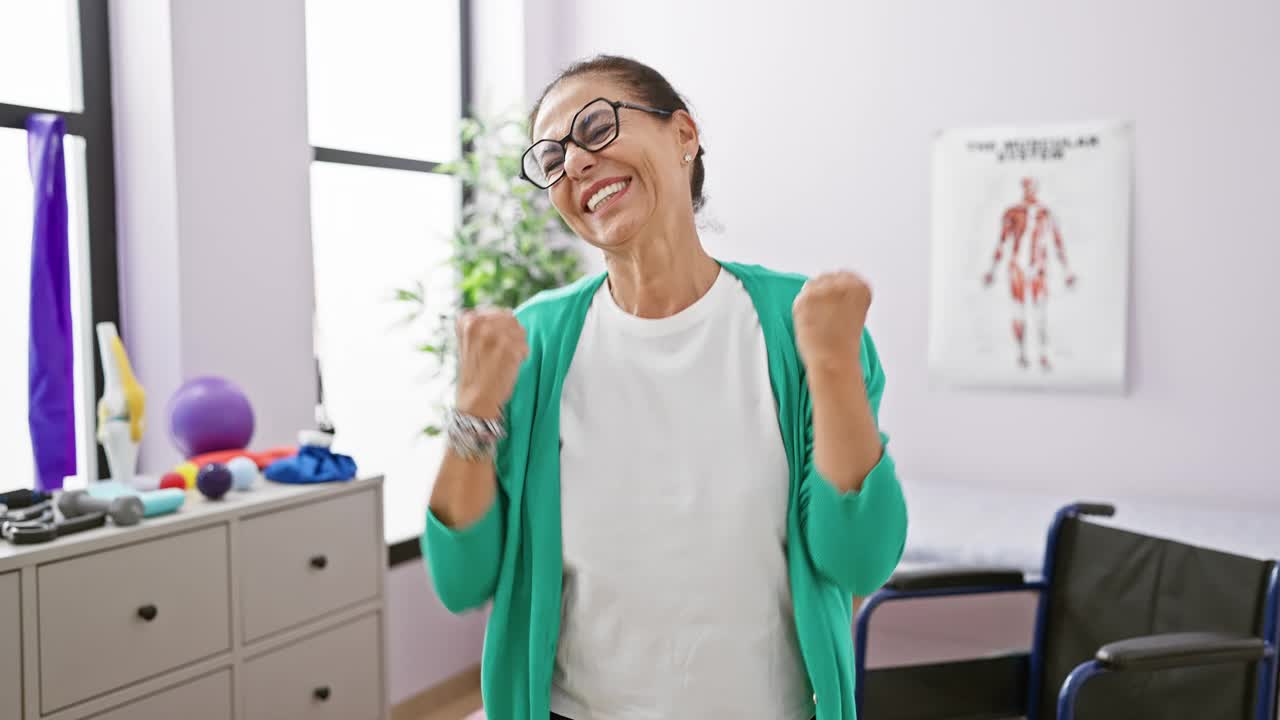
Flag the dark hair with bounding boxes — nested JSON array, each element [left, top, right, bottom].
[[529, 55, 707, 213]]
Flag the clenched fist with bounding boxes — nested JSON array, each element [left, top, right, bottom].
[[455, 308, 529, 419], [792, 271, 872, 373]]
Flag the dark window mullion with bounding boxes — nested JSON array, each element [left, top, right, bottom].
[[77, 0, 122, 480], [312, 146, 443, 174], [0, 103, 88, 135]]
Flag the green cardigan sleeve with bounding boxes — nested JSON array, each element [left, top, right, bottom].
[[422, 490, 505, 613], [800, 330, 907, 596]]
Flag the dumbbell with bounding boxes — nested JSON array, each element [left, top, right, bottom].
[[57, 490, 145, 527]]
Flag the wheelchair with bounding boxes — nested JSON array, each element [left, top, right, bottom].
[[854, 503, 1280, 719]]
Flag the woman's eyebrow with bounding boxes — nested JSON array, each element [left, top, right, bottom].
[[535, 112, 573, 142]]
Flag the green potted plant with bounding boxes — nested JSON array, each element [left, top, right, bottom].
[[398, 115, 583, 435]]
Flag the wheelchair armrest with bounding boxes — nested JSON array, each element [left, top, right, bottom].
[[1096, 632, 1268, 672], [886, 566, 1027, 592], [1071, 502, 1116, 518]]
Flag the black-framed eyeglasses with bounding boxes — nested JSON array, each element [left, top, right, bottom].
[[521, 97, 674, 189]]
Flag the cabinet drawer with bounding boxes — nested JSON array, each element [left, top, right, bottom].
[[0, 572, 20, 720], [88, 669, 232, 720], [38, 525, 231, 713], [239, 490, 380, 641], [244, 613, 383, 720]]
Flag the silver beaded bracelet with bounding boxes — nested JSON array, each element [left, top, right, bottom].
[[445, 407, 507, 461]]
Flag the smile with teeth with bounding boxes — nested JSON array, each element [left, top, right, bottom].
[[587, 179, 630, 213]]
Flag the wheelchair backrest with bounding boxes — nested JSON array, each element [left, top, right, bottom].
[[1036, 516, 1274, 719]]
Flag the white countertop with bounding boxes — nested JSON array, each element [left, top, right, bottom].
[[0, 476, 383, 574]]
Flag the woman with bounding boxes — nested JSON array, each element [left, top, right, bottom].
[[425, 55, 907, 720]]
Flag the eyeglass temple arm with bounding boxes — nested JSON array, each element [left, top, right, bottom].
[[616, 101, 674, 116]]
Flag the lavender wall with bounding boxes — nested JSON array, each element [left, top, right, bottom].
[[108, 0, 184, 474], [386, 560, 489, 704], [168, 0, 318, 468], [528, 0, 1280, 510], [109, 0, 316, 474]]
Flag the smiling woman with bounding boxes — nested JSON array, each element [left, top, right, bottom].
[[527, 58, 708, 255], [423, 55, 907, 720]]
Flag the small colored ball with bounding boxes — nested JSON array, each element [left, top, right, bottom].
[[175, 462, 199, 489], [159, 472, 187, 491], [196, 463, 233, 500], [227, 456, 260, 491]]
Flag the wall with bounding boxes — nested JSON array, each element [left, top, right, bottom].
[[109, 0, 316, 474], [168, 0, 317, 469], [526, 0, 1280, 509], [108, 0, 184, 474], [386, 560, 488, 704]]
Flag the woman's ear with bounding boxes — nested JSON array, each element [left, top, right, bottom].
[[673, 109, 699, 156]]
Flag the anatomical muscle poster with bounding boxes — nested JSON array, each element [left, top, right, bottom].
[[928, 121, 1132, 391]]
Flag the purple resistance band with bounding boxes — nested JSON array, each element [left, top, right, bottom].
[[27, 114, 76, 492]]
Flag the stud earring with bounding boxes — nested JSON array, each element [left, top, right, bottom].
[[683, 153, 692, 164]]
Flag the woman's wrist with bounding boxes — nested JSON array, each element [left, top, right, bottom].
[[804, 351, 863, 390], [455, 387, 505, 420], [445, 406, 506, 461]]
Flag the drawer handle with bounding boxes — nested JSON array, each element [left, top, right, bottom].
[[313, 686, 332, 702], [309, 554, 328, 570], [137, 604, 158, 622]]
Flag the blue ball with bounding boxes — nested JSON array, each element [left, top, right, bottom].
[[226, 456, 260, 491], [196, 462, 233, 500]]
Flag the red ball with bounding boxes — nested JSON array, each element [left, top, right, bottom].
[[159, 472, 187, 491]]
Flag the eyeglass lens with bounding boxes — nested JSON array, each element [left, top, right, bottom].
[[523, 99, 620, 188]]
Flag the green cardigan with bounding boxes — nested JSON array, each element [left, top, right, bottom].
[[423, 261, 908, 720]]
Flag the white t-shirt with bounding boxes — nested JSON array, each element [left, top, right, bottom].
[[551, 268, 812, 720]]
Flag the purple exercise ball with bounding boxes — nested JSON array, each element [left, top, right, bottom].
[[196, 462, 234, 501], [168, 376, 255, 457]]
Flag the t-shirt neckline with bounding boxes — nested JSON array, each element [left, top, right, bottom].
[[596, 266, 732, 337]]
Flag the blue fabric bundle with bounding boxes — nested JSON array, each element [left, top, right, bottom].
[[264, 444, 357, 484]]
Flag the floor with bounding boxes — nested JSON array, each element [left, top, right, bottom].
[[409, 690, 482, 720], [392, 666, 484, 720]]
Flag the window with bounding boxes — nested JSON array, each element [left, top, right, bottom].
[[0, 0, 121, 491], [304, 0, 470, 552]]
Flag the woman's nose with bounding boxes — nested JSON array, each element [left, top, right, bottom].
[[563, 143, 595, 179]]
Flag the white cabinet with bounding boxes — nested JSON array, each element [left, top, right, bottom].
[[38, 525, 231, 713], [239, 490, 381, 641], [0, 477, 386, 720], [87, 670, 233, 720], [244, 613, 384, 720], [0, 572, 21, 720]]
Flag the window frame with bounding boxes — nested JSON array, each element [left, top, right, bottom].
[[303, 0, 473, 567], [0, 0, 121, 484]]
